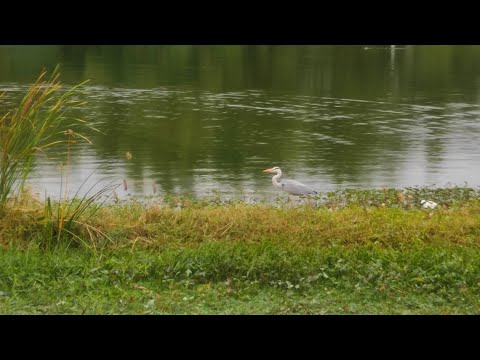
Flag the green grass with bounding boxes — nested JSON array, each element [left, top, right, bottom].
[[0, 188, 479, 314], [0, 241, 479, 314]]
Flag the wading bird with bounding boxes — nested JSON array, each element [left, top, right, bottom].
[[263, 166, 317, 201]]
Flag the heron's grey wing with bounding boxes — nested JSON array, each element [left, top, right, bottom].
[[280, 179, 317, 195]]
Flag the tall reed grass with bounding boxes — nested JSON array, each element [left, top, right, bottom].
[[0, 67, 89, 214]]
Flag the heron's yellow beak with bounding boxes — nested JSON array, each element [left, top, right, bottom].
[[263, 168, 273, 173]]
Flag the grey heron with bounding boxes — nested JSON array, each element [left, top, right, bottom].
[[263, 167, 318, 198]]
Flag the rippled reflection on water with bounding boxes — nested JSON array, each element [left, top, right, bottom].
[[12, 87, 477, 200]]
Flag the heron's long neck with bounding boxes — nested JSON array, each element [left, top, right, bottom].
[[272, 170, 282, 187]]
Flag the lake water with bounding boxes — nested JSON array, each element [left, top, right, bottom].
[[1, 45, 479, 201]]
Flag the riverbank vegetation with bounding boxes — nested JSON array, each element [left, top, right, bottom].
[[0, 188, 479, 314], [1, 70, 479, 314]]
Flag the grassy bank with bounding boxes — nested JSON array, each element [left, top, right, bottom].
[[2, 187, 480, 250], [0, 188, 479, 314]]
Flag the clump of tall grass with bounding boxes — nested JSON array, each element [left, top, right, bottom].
[[39, 168, 119, 250], [0, 68, 120, 250], [37, 119, 119, 250], [0, 67, 89, 214]]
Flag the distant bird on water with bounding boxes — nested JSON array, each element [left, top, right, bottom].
[[263, 167, 317, 198]]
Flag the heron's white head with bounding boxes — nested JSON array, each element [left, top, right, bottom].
[[420, 200, 426, 205], [263, 166, 281, 174]]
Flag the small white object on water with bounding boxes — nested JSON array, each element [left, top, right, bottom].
[[421, 200, 438, 209]]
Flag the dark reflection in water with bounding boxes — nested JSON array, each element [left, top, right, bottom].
[[0, 45, 480, 200]]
